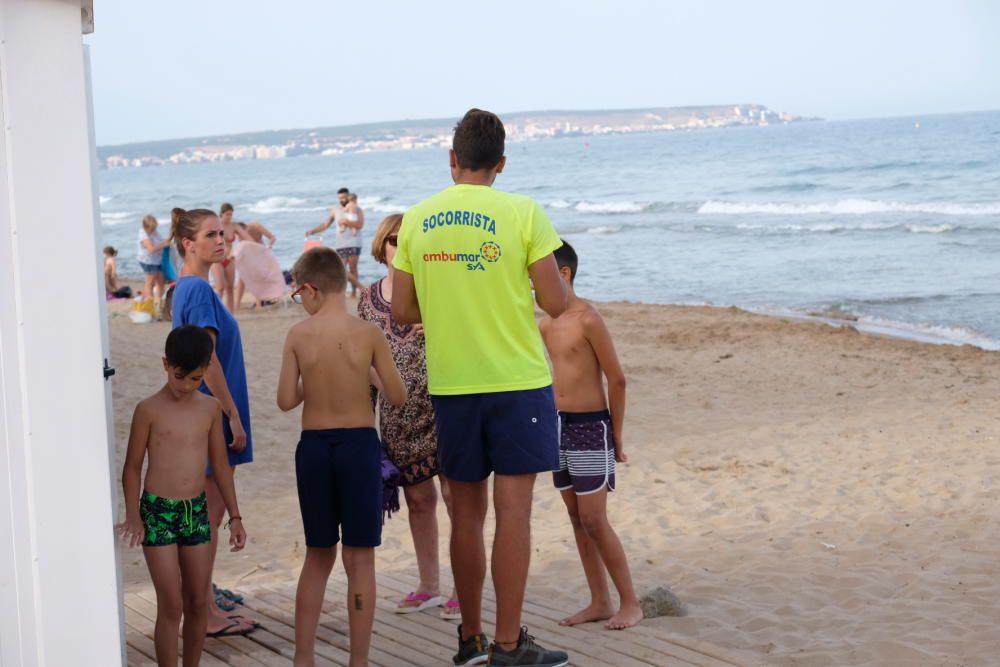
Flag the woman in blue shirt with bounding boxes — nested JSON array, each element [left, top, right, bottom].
[[164, 207, 256, 637]]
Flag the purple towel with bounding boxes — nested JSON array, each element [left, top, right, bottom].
[[381, 447, 401, 523]]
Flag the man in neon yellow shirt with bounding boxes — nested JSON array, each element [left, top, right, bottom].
[[393, 109, 569, 667]]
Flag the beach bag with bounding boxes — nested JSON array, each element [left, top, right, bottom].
[[381, 446, 401, 524], [129, 296, 156, 323]]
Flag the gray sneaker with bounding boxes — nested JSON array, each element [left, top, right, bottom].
[[454, 624, 490, 666], [488, 627, 569, 667]]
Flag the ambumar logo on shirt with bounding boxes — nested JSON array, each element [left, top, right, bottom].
[[421, 210, 498, 235], [423, 241, 503, 272]]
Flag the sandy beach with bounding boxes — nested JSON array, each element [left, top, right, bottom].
[[109, 292, 1000, 666]]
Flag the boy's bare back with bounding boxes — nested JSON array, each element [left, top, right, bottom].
[[541, 301, 612, 413], [134, 388, 221, 499], [283, 309, 395, 429]]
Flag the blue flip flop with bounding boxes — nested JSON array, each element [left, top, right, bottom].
[[213, 582, 244, 604]]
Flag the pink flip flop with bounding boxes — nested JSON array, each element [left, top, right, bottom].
[[440, 597, 461, 620], [394, 591, 446, 614]]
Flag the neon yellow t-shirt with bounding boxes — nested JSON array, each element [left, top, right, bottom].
[[393, 184, 562, 395]]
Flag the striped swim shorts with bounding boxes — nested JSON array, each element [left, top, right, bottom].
[[552, 410, 615, 495]]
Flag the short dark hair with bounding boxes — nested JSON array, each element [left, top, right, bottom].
[[337, 187, 350, 195], [553, 240, 577, 282], [453, 108, 505, 171], [220, 202, 234, 215], [165, 325, 214, 374], [103, 245, 117, 256], [293, 247, 347, 294]]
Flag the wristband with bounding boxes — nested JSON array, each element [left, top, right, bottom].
[[226, 516, 242, 529]]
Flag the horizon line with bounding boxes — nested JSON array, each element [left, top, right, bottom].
[[98, 105, 1000, 150]]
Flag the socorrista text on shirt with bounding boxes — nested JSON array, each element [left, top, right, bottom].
[[394, 183, 562, 396], [421, 210, 498, 235]]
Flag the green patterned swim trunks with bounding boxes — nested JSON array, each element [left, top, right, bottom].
[[140, 490, 211, 547]]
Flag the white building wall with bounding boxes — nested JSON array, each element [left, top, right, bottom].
[[0, 0, 123, 665]]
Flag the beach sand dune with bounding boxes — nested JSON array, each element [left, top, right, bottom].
[[109, 297, 1000, 666]]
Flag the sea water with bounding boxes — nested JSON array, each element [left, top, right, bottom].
[[98, 110, 1000, 348]]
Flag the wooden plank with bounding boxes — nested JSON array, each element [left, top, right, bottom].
[[381, 571, 685, 667], [263, 581, 454, 661], [373, 573, 616, 667], [237, 591, 349, 667], [255, 585, 421, 667], [133, 589, 290, 667], [123, 623, 160, 665], [320, 580, 463, 649], [126, 643, 157, 667], [385, 569, 754, 667], [242, 626, 336, 667], [124, 619, 230, 667], [127, 592, 266, 667], [248, 587, 416, 667], [123, 596, 228, 667], [123, 575, 755, 667]]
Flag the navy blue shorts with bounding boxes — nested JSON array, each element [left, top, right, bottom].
[[295, 428, 382, 548], [431, 386, 559, 482], [139, 261, 162, 274]]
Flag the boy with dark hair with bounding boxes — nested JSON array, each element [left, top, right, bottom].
[[118, 325, 247, 667], [540, 240, 642, 631], [392, 108, 570, 667], [278, 247, 407, 667]]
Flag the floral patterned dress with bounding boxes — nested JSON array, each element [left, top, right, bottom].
[[358, 279, 439, 485]]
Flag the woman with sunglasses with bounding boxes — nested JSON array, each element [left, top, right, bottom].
[[357, 213, 459, 618]]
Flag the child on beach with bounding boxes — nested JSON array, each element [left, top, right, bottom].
[[117, 325, 247, 667], [277, 247, 406, 667], [103, 245, 133, 299], [138, 214, 168, 306], [539, 240, 643, 631]]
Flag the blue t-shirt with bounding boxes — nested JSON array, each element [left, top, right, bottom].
[[171, 276, 253, 467]]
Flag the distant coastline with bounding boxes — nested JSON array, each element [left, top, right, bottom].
[[97, 104, 816, 170]]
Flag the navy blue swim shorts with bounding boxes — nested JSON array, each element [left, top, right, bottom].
[[295, 428, 382, 548], [431, 386, 559, 482]]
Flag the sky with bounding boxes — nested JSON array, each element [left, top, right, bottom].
[[87, 0, 1000, 146]]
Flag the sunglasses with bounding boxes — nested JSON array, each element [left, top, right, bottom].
[[290, 283, 315, 304], [385, 235, 398, 247]]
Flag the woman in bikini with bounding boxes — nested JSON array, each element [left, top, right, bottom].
[[211, 202, 239, 311]]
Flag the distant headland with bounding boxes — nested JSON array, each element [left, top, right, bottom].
[[98, 104, 817, 169]]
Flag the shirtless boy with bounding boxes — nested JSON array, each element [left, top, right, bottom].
[[539, 240, 643, 630], [277, 247, 406, 667], [118, 325, 247, 666]]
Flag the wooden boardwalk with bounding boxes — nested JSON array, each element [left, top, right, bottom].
[[124, 571, 751, 666]]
